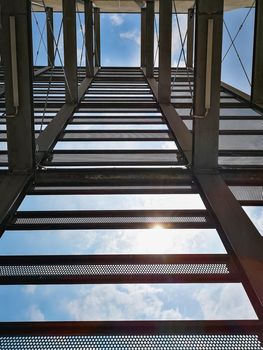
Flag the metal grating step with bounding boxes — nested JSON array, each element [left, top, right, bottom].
[[8, 210, 213, 230], [44, 150, 184, 166], [0, 321, 262, 350], [0, 254, 236, 284], [60, 130, 172, 141]]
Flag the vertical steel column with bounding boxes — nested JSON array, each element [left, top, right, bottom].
[[94, 7, 101, 67], [0, 0, 35, 172], [158, 0, 172, 103], [145, 0, 154, 77], [187, 8, 194, 68], [46, 7, 55, 67], [85, 0, 94, 77], [251, 0, 263, 106], [192, 0, 223, 171], [141, 8, 146, 67], [62, 0, 78, 104]]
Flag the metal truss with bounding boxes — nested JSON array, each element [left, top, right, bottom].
[[0, 0, 262, 348]]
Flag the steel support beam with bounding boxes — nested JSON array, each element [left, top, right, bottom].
[[85, 0, 94, 77], [36, 103, 76, 164], [143, 73, 192, 163], [197, 174, 263, 319], [221, 169, 263, 186], [94, 7, 101, 67], [187, 8, 194, 68], [0, 0, 35, 172], [0, 174, 32, 236], [34, 66, 51, 77], [0, 320, 262, 336], [145, 0, 154, 77], [160, 104, 192, 163], [45, 7, 55, 67], [251, 0, 263, 106], [141, 8, 146, 67], [33, 168, 263, 188], [192, 0, 223, 171], [36, 76, 96, 165], [62, 0, 78, 103], [158, 0, 172, 103], [34, 168, 192, 187], [221, 81, 250, 103]]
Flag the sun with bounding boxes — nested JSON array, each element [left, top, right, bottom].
[[136, 225, 174, 253]]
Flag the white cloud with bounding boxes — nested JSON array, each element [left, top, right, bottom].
[[78, 26, 85, 35], [27, 304, 45, 321], [120, 30, 140, 45], [172, 16, 188, 52], [63, 284, 184, 321], [77, 47, 85, 66], [23, 285, 37, 295], [194, 284, 257, 319], [109, 14, 124, 26], [29, 193, 204, 211], [172, 15, 188, 67], [106, 49, 140, 67], [154, 15, 188, 67], [122, 228, 225, 255], [243, 207, 263, 235], [154, 15, 187, 67]]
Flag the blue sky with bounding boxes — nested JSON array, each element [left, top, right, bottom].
[[0, 193, 261, 322], [0, 4, 262, 323], [32, 6, 255, 93]]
